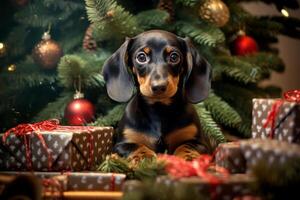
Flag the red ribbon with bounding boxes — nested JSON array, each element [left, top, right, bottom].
[[158, 154, 228, 200], [42, 177, 64, 198], [263, 100, 283, 139], [3, 119, 59, 170], [110, 173, 116, 191], [263, 90, 300, 139], [284, 90, 300, 103]]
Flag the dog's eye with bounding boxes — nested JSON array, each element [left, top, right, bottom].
[[169, 52, 180, 64], [136, 52, 149, 64]]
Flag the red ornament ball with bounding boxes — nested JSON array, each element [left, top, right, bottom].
[[64, 98, 95, 125], [232, 35, 258, 56]]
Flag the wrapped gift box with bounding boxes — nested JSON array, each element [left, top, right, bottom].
[[0, 125, 113, 171], [214, 142, 246, 174], [124, 174, 255, 200], [240, 139, 300, 172], [252, 98, 300, 143], [0, 171, 126, 192]]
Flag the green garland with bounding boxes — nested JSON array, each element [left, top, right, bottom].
[[97, 154, 300, 200]]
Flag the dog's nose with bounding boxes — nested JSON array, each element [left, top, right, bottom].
[[151, 82, 167, 94]]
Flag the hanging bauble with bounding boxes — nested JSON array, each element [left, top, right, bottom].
[[231, 31, 258, 56], [82, 25, 98, 52], [0, 42, 7, 57], [64, 92, 95, 126], [32, 32, 63, 70], [198, 0, 230, 27]]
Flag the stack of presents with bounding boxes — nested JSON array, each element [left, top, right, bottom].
[[0, 94, 299, 199]]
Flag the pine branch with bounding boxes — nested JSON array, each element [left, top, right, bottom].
[[58, 54, 106, 89], [195, 103, 226, 151], [240, 52, 284, 72], [267, 16, 300, 39], [14, 2, 58, 28], [133, 158, 166, 180], [175, 0, 201, 7], [91, 104, 126, 126], [246, 17, 283, 38], [216, 56, 265, 84], [1, 57, 57, 90], [204, 92, 241, 129], [175, 21, 225, 47], [5, 26, 29, 58], [213, 82, 281, 137], [97, 154, 131, 174], [136, 9, 170, 29], [85, 0, 142, 40], [33, 92, 73, 122]]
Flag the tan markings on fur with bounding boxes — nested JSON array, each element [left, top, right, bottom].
[[165, 46, 173, 53], [128, 145, 156, 166], [143, 47, 151, 54], [165, 124, 198, 152], [137, 74, 153, 97], [138, 74, 180, 105], [123, 128, 157, 149], [174, 144, 200, 161]]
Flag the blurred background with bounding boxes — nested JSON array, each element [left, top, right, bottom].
[[243, 1, 300, 90]]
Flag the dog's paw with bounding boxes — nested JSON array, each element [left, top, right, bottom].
[[127, 145, 156, 167], [174, 144, 200, 161]]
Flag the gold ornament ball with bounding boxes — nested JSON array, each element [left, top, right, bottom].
[[32, 32, 63, 69], [198, 0, 230, 27]]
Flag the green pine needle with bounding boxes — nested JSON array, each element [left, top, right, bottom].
[[204, 92, 242, 129], [33, 92, 73, 122], [195, 103, 226, 151], [91, 104, 126, 126], [85, 0, 142, 40], [133, 158, 166, 180], [97, 155, 131, 174], [136, 9, 170, 30], [58, 54, 105, 89], [175, 21, 225, 47], [175, 0, 200, 7]]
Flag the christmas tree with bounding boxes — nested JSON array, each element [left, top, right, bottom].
[[1, 0, 299, 145]]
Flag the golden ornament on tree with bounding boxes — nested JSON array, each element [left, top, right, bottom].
[[32, 32, 63, 69], [198, 0, 230, 27]]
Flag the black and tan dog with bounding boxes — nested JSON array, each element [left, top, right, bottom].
[[102, 30, 213, 163]]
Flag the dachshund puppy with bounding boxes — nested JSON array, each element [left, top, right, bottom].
[[102, 30, 213, 163]]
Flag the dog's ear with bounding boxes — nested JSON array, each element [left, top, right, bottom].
[[102, 38, 134, 102], [182, 37, 212, 103]]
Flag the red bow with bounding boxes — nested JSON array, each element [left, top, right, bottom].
[[158, 154, 228, 200], [3, 119, 59, 170], [263, 90, 300, 138]]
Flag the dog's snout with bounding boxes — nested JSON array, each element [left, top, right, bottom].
[[151, 81, 168, 94]]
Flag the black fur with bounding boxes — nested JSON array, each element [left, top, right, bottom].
[[102, 30, 212, 158]]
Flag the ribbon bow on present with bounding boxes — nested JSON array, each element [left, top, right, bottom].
[[263, 90, 300, 139], [3, 119, 60, 170], [158, 154, 228, 200]]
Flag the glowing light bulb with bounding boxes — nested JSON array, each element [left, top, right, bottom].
[[281, 9, 289, 17]]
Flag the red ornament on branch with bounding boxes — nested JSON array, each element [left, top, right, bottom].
[[64, 92, 95, 126], [231, 31, 258, 56]]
